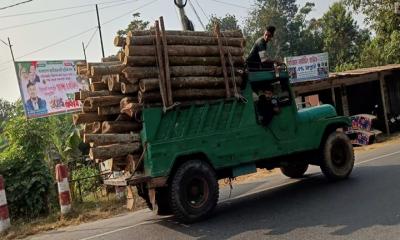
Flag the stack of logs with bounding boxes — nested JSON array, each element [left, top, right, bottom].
[[73, 17, 246, 177]]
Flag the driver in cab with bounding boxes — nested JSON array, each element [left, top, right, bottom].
[[257, 85, 280, 126], [246, 25, 276, 70]]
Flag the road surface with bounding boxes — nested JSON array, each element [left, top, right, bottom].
[[31, 143, 400, 240]]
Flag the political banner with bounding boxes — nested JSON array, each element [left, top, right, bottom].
[[285, 52, 329, 82], [15, 60, 89, 119]]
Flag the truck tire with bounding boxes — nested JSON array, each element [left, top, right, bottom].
[[169, 160, 219, 223], [320, 131, 354, 180], [280, 163, 309, 178], [136, 185, 172, 215]]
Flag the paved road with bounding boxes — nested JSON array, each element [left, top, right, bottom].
[[31, 143, 400, 240]]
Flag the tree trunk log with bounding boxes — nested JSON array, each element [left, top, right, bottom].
[[139, 76, 243, 92], [93, 122, 102, 133], [108, 76, 121, 92], [84, 123, 95, 133], [120, 103, 142, 118], [127, 30, 243, 38], [102, 55, 119, 62], [124, 45, 243, 57], [80, 90, 112, 100], [138, 88, 228, 103], [85, 95, 125, 108], [124, 55, 244, 67], [117, 51, 125, 62], [113, 36, 126, 47], [90, 82, 108, 91], [87, 62, 121, 75], [98, 105, 121, 116], [89, 143, 141, 160], [73, 113, 111, 125], [123, 66, 223, 79], [120, 97, 138, 109], [121, 82, 139, 94], [91, 64, 125, 76], [125, 35, 244, 47], [102, 121, 142, 133], [84, 133, 140, 144]]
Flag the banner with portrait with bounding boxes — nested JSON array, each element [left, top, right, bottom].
[[285, 52, 329, 82], [15, 60, 89, 119]]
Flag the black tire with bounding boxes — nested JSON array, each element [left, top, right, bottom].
[[320, 131, 354, 180], [280, 163, 309, 178], [136, 185, 172, 215], [169, 160, 219, 223]]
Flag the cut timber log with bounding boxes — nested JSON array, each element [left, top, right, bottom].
[[124, 55, 244, 67], [120, 97, 138, 109], [102, 55, 119, 62], [126, 154, 142, 172], [80, 90, 112, 100], [113, 36, 126, 47], [84, 133, 140, 144], [84, 123, 95, 133], [127, 30, 243, 38], [121, 82, 139, 94], [84, 95, 125, 108], [108, 77, 121, 92], [74, 91, 81, 101], [124, 45, 243, 57], [125, 35, 244, 47], [91, 64, 125, 76], [89, 143, 141, 160], [73, 113, 111, 125], [90, 82, 108, 91], [117, 51, 125, 62], [87, 62, 120, 76], [93, 122, 102, 133], [139, 76, 243, 92], [123, 66, 223, 79], [139, 88, 229, 103], [120, 103, 142, 118], [98, 105, 121, 116], [102, 121, 142, 133]]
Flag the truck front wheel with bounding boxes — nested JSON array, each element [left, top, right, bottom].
[[320, 131, 354, 180], [280, 163, 309, 178], [169, 160, 219, 223]]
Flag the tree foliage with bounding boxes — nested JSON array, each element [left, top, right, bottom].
[[206, 14, 240, 31], [117, 12, 150, 36]]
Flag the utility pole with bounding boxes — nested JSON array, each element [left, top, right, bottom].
[[95, 4, 105, 58], [82, 42, 87, 62], [175, 0, 193, 31], [6, 38, 16, 63]]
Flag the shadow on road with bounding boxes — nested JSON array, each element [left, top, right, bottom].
[[157, 163, 400, 239]]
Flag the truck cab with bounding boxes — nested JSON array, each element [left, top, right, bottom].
[[133, 68, 354, 223]]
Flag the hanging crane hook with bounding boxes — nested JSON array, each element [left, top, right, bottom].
[[174, 0, 187, 9]]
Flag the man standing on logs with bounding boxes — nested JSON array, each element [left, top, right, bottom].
[[246, 26, 276, 70]]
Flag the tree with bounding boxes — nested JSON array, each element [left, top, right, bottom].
[[244, 0, 323, 59], [117, 12, 150, 36], [344, 0, 400, 68], [206, 14, 240, 31], [320, 2, 369, 71]]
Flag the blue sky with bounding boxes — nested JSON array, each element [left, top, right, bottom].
[[0, 0, 364, 101]]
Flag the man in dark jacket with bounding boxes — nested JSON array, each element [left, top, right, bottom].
[[25, 82, 47, 114], [257, 85, 279, 126], [246, 26, 276, 70]]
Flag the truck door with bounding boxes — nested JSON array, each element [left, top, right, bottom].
[[255, 78, 297, 141]]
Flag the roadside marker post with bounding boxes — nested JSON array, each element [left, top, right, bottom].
[[55, 164, 72, 215], [0, 175, 10, 232]]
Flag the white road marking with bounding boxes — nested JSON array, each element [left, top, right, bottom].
[[79, 220, 162, 240], [79, 149, 400, 240]]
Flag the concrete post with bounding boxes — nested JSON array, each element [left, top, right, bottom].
[[0, 176, 10, 232], [55, 164, 72, 215]]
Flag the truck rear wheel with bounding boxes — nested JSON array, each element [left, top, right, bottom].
[[280, 163, 309, 178], [320, 131, 354, 180], [169, 160, 219, 223]]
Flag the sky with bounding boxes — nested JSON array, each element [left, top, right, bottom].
[[0, 0, 364, 101]]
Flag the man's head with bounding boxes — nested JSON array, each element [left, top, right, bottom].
[[27, 82, 38, 99], [264, 26, 276, 42]]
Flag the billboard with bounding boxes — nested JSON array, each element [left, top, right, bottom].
[[15, 60, 88, 119], [285, 52, 329, 82]]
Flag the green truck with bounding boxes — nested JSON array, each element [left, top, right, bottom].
[[107, 68, 354, 223]]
